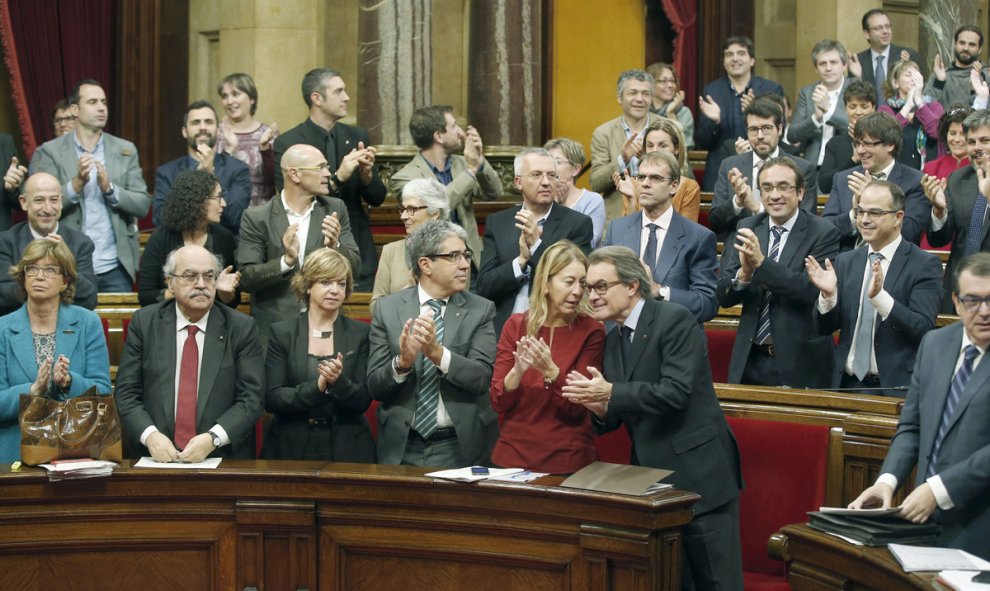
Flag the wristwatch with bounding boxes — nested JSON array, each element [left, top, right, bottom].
[[102, 183, 115, 197], [392, 355, 412, 375], [208, 429, 221, 448]]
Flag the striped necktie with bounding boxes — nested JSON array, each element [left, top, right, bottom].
[[926, 345, 980, 478], [413, 299, 445, 438], [754, 226, 785, 345]]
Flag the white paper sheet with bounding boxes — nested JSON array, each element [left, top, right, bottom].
[[134, 457, 223, 469]]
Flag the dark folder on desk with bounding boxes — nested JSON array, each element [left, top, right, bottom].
[[807, 511, 942, 546], [560, 462, 673, 496]]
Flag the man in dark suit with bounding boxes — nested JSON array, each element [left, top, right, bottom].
[[818, 81, 877, 194], [603, 150, 718, 322], [710, 97, 818, 240], [367, 219, 497, 467], [849, 253, 990, 560], [476, 147, 593, 335], [850, 8, 924, 100], [824, 112, 928, 250], [926, 109, 990, 312], [0, 132, 27, 231], [695, 35, 785, 191], [809, 181, 942, 395], [237, 144, 360, 348], [152, 100, 251, 235], [717, 157, 841, 388], [563, 245, 743, 591], [0, 173, 97, 314], [115, 245, 265, 462], [788, 40, 853, 167], [274, 68, 386, 288]]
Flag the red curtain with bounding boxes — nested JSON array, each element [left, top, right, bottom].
[[660, 0, 698, 117], [0, 0, 115, 158]]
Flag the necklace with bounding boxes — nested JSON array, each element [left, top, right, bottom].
[[310, 329, 333, 339]]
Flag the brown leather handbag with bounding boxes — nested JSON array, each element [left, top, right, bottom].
[[18, 387, 123, 466]]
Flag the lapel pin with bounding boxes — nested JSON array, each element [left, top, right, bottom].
[[62, 329, 75, 334], [219, 335, 225, 341]]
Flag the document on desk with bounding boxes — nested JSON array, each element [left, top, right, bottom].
[[818, 506, 901, 516], [888, 543, 990, 572], [560, 462, 673, 496], [134, 457, 223, 469], [425, 467, 525, 482], [938, 570, 990, 591]]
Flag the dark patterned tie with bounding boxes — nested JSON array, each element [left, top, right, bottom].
[[926, 345, 980, 478], [414, 299, 445, 438], [754, 226, 785, 345], [852, 252, 884, 380], [874, 55, 885, 102], [963, 194, 989, 257], [642, 223, 660, 277], [619, 325, 633, 369]]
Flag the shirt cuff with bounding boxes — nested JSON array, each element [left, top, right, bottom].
[[876, 472, 899, 492], [658, 285, 670, 301], [931, 209, 947, 231], [512, 258, 527, 279], [529, 238, 542, 255], [139, 425, 158, 446], [617, 154, 628, 171], [818, 292, 837, 313], [732, 270, 751, 291], [279, 256, 293, 273], [209, 424, 230, 447], [732, 198, 745, 215], [974, 96, 989, 110], [926, 474, 954, 509], [439, 347, 451, 374], [871, 289, 894, 320]]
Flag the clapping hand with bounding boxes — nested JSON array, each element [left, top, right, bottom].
[[3, 157, 26, 191], [52, 355, 71, 389], [259, 122, 278, 151], [317, 353, 344, 391], [847, 53, 863, 79], [805, 256, 837, 299], [561, 367, 613, 413], [29, 357, 52, 396], [322, 212, 341, 247], [920, 174, 947, 216], [698, 95, 722, 123]]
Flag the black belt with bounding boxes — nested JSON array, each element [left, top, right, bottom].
[[408, 427, 457, 443], [307, 418, 331, 427], [752, 343, 775, 357], [849, 373, 881, 386]]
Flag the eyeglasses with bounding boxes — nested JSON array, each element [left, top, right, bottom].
[[54, 116, 76, 124], [868, 24, 892, 32], [635, 174, 676, 184], [169, 272, 217, 285], [759, 182, 797, 194], [426, 250, 473, 263], [585, 280, 624, 295], [524, 172, 559, 182], [399, 205, 429, 216], [853, 208, 898, 219], [24, 265, 62, 277], [656, 78, 677, 85], [852, 139, 885, 149], [747, 125, 777, 136], [957, 294, 990, 312], [293, 163, 330, 172], [206, 191, 226, 202], [948, 107, 971, 116]]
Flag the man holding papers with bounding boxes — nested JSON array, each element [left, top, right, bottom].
[[849, 252, 990, 560]]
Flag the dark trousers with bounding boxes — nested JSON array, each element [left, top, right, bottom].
[[740, 345, 784, 387], [401, 428, 466, 469], [680, 498, 744, 591], [96, 263, 133, 292], [839, 372, 906, 397]]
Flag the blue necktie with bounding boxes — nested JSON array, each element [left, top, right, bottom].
[[642, 223, 660, 277], [754, 226, 785, 345], [926, 345, 980, 479], [963, 194, 989, 257], [874, 55, 886, 102], [414, 299, 445, 438], [852, 252, 884, 380]]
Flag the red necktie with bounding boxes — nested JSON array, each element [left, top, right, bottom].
[[174, 325, 199, 448]]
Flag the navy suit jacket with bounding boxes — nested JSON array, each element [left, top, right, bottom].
[[855, 45, 925, 86], [717, 211, 841, 388], [152, 153, 251, 235], [603, 209, 718, 322], [880, 322, 990, 559], [823, 163, 928, 250], [710, 151, 819, 240], [476, 203, 593, 335], [0, 222, 97, 315], [815, 240, 942, 392], [694, 75, 785, 191]]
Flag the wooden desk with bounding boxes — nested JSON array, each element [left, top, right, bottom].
[[0, 461, 698, 591], [771, 524, 939, 590]]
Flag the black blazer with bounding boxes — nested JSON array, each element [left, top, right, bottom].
[[137, 224, 238, 307], [0, 222, 97, 315], [854, 45, 925, 87], [273, 118, 387, 279], [717, 210, 841, 388], [818, 135, 856, 194], [600, 298, 742, 515], [261, 313, 375, 463], [476, 203, 593, 335], [815, 240, 943, 392], [928, 166, 987, 312], [152, 153, 251, 235]]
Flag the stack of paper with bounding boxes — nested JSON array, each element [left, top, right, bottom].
[[938, 571, 990, 591], [134, 457, 223, 469], [39, 459, 116, 481], [425, 467, 534, 483], [888, 543, 990, 572]]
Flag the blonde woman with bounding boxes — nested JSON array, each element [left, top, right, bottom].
[[878, 60, 943, 169], [490, 241, 604, 474], [544, 137, 606, 247]]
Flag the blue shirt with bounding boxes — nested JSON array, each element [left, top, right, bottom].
[[422, 154, 459, 225], [65, 134, 118, 274]]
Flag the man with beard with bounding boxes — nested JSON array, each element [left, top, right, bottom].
[[925, 109, 990, 312], [925, 25, 989, 110], [152, 100, 251, 235], [389, 104, 502, 274]]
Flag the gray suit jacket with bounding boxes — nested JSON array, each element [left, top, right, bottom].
[[29, 132, 150, 282], [366, 287, 498, 465], [114, 301, 265, 459], [787, 78, 852, 166], [589, 113, 664, 222], [389, 153, 503, 269], [236, 195, 360, 346], [881, 322, 990, 559]]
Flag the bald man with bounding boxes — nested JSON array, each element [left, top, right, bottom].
[[237, 143, 360, 346], [0, 173, 97, 315]]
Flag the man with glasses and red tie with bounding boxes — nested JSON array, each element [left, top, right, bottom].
[[925, 110, 990, 313], [602, 150, 717, 323], [824, 112, 928, 251], [848, 252, 990, 560], [367, 219, 498, 467], [717, 157, 841, 388], [115, 245, 265, 462], [808, 181, 942, 395], [476, 148, 593, 336]]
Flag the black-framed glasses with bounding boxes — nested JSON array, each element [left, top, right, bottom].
[[759, 182, 797, 194], [426, 250, 473, 263], [54, 115, 76, 124], [169, 272, 217, 285], [957, 295, 990, 312], [853, 208, 899, 219], [747, 125, 776, 136], [24, 265, 62, 278], [635, 174, 676, 184], [399, 205, 429, 216], [585, 280, 624, 295]]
